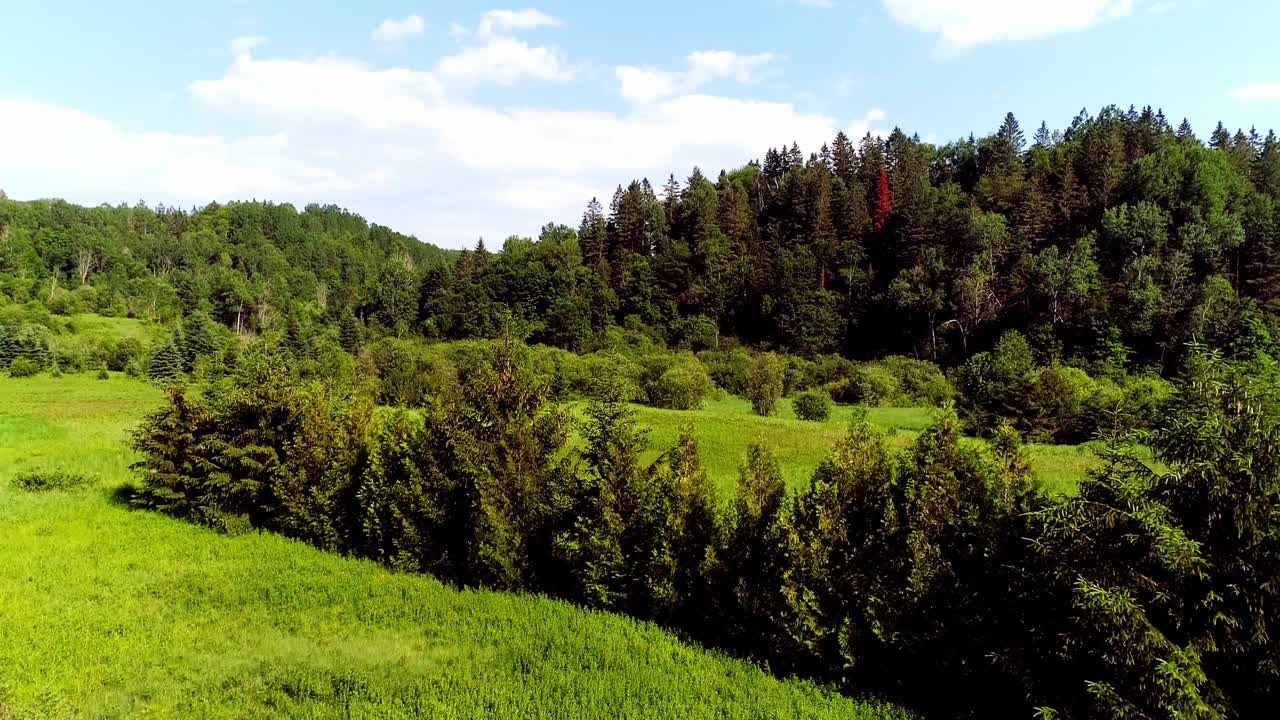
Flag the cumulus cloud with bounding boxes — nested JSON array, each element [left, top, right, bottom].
[[618, 50, 778, 103], [372, 14, 426, 48], [1230, 83, 1280, 102], [437, 8, 574, 86], [883, 0, 1137, 52], [437, 37, 574, 85], [0, 10, 883, 248]]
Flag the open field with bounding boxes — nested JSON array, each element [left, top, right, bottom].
[[627, 396, 1095, 496], [0, 374, 908, 719]]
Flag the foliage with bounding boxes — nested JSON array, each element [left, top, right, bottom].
[[792, 389, 833, 421], [10, 470, 93, 492], [8, 357, 39, 378], [746, 353, 785, 416], [644, 355, 713, 410]]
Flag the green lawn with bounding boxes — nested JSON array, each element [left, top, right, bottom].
[[0, 374, 907, 719]]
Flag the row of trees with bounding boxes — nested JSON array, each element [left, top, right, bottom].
[[5, 106, 1280, 373], [132, 339, 1280, 718]]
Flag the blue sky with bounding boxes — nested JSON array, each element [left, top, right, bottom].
[[2, 0, 1279, 248]]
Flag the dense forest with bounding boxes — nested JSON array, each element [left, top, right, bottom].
[[4, 104, 1280, 372]]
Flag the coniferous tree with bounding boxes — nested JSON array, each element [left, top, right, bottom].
[[873, 167, 893, 232], [148, 337, 184, 382]]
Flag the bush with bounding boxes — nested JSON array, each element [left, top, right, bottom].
[[792, 390, 833, 421], [746, 353, 785, 416], [8, 357, 40, 377], [97, 368, 110, 380], [832, 364, 901, 406], [882, 356, 953, 406], [648, 361, 713, 410], [367, 338, 458, 408], [576, 351, 642, 401], [11, 470, 94, 492], [699, 348, 753, 396]]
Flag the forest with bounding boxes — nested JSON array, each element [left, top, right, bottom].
[[4, 105, 1280, 718]]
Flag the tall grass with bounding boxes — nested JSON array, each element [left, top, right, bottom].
[[0, 374, 908, 719]]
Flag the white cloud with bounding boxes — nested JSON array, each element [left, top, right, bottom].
[[476, 9, 563, 39], [372, 14, 426, 48], [793, 0, 835, 6], [1, 23, 882, 248], [436, 8, 574, 86], [1230, 83, 1280, 102], [438, 37, 574, 85], [882, 0, 1137, 52], [617, 50, 778, 103]]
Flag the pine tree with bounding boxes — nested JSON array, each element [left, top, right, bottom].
[[996, 112, 1026, 166], [338, 309, 362, 353], [180, 312, 219, 371], [578, 197, 609, 274], [831, 131, 858, 185], [1210, 121, 1231, 150], [283, 308, 305, 358], [873, 167, 893, 232], [148, 337, 184, 381], [1032, 121, 1053, 149], [1176, 118, 1195, 141]]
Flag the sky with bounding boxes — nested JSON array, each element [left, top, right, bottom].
[[2, 0, 1280, 248]]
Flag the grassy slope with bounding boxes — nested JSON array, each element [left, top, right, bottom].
[[0, 375, 907, 719]]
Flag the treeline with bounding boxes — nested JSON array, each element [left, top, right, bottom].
[[6, 105, 1280, 372], [131, 339, 1280, 719]]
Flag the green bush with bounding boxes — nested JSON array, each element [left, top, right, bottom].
[[576, 351, 642, 401], [647, 361, 713, 410], [698, 348, 753, 396], [792, 390, 833, 421], [746, 353, 785, 416], [882, 356, 954, 406], [8, 357, 40, 377], [833, 364, 900, 406], [97, 368, 110, 380], [11, 470, 94, 492]]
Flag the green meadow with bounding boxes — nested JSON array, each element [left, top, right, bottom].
[[627, 396, 1095, 497], [0, 374, 909, 719]]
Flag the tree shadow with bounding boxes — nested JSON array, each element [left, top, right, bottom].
[[106, 482, 142, 508]]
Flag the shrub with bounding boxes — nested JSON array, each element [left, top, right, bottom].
[[746, 353, 786, 416], [648, 361, 713, 410], [575, 351, 642, 401], [1025, 364, 1094, 443], [97, 368, 110, 380], [699, 348, 753, 396], [833, 364, 900, 406], [8, 357, 39, 377], [11, 470, 93, 492], [792, 389, 833, 422], [367, 338, 458, 408], [882, 355, 954, 406]]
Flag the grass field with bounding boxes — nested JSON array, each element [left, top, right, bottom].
[[626, 396, 1096, 497], [0, 374, 909, 719]]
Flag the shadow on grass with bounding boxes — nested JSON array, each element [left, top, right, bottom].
[[106, 482, 142, 508]]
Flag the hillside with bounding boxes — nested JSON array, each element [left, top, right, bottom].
[[0, 375, 907, 719]]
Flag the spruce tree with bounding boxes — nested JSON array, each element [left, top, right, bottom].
[[873, 167, 893, 232], [338, 309, 362, 353], [180, 312, 219, 371], [148, 337, 184, 381]]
